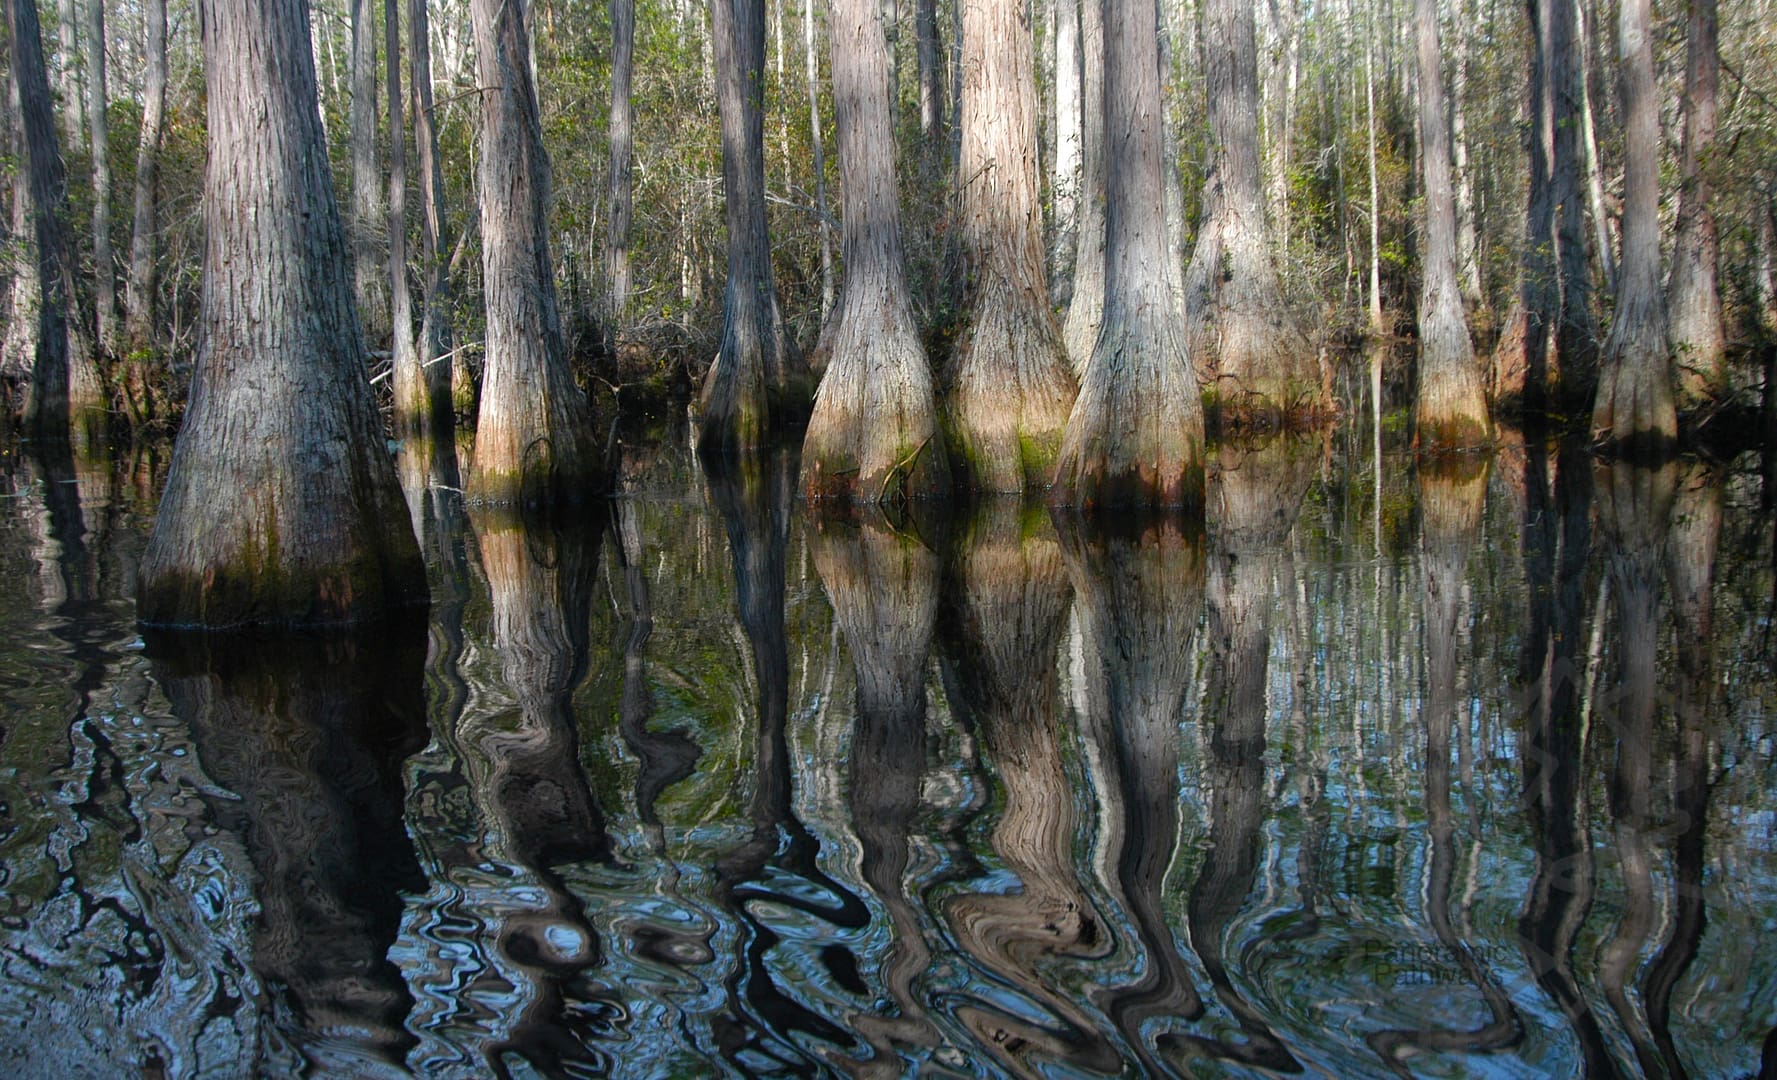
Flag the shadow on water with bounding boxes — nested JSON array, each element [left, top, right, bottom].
[[142, 621, 429, 1077]]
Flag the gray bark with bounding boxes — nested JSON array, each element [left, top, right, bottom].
[[915, 0, 941, 144], [1049, 0, 1080, 296], [1592, 0, 1676, 454], [350, 0, 389, 344], [55, 0, 79, 148], [124, 0, 168, 356], [386, 0, 423, 434], [698, 0, 799, 454], [1412, 0, 1488, 447], [605, 0, 635, 332], [947, 0, 1077, 492], [1059, 0, 1102, 372], [137, 0, 426, 627], [1051, 0, 1203, 509], [409, 0, 456, 425], [801, 0, 948, 500], [84, 0, 115, 355], [805, 0, 834, 315], [1667, 0, 1724, 406], [8, 0, 104, 444], [467, 0, 601, 503]]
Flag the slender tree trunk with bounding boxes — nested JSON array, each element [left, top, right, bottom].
[[84, 0, 115, 356], [137, 0, 427, 627], [1049, 0, 1081, 298], [605, 0, 635, 337], [805, 0, 835, 317], [947, 0, 1077, 492], [409, 0, 457, 426], [55, 0, 79, 149], [350, 0, 389, 345], [1060, 0, 1103, 373], [915, 0, 941, 144], [1548, 0, 1596, 402], [1051, 0, 1204, 508], [1667, 0, 1723, 407], [4, 71, 42, 392], [1451, 0, 1483, 307], [124, 0, 168, 359], [1576, 0, 1615, 293], [1593, 0, 1676, 455], [801, 0, 949, 500], [1412, 0, 1488, 447], [467, 0, 601, 503], [9, 0, 104, 445], [1365, 13, 1382, 335], [699, 0, 799, 453], [385, 0, 424, 436]]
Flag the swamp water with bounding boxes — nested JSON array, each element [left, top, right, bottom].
[[1, 425, 1775, 1078]]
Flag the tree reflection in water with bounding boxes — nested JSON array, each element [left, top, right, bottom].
[[145, 624, 428, 1076]]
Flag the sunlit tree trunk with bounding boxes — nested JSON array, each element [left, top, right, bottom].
[[8, 0, 104, 445], [139, 0, 426, 627], [1184, 0, 1316, 425], [801, 0, 949, 500], [349, 0, 389, 344], [947, 0, 1076, 492], [386, 0, 426, 437], [84, 0, 116, 356], [1059, 0, 1103, 372], [4, 73, 42, 392], [54, 0, 79, 149], [804, 0, 835, 317], [1051, 0, 1203, 509], [699, 0, 799, 453], [1593, 0, 1676, 456], [409, 0, 455, 429], [1412, 0, 1488, 447], [124, 0, 168, 387], [467, 0, 602, 503], [915, 0, 941, 146], [1049, 0, 1080, 296], [1667, 0, 1723, 407], [605, 0, 635, 334]]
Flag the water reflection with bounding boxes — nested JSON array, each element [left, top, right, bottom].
[[2, 433, 1776, 1077]]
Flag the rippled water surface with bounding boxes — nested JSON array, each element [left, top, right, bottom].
[[2, 428, 1775, 1078]]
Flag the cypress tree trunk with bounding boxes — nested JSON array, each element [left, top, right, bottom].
[[4, 72, 42, 393], [804, 0, 834, 317], [1667, 0, 1724, 407], [84, 0, 116, 356], [1185, 0, 1316, 426], [1059, 0, 1103, 373], [467, 0, 601, 503], [605, 0, 635, 335], [1049, 0, 1081, 297], [1592, 0, 1676, 457], [349, 0, 389, 344], [1051, 0, 1203, 510], [699, 0, 799, 454], [947, 0, 1076, 492], [138, 0, 426, 627], [1412, 0, 1489, 448], [123, 0, 168, 379], [8, 0, 105, 445], [409, 0, 455, 429], [1548, 0, 1596, 401], [54, 0, 79, 149], [386, 0, 424, 436], [801, 0, 948, 500]]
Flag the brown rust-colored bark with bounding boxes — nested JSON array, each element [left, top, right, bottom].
[[801, 0, 948, 501], [1049, 0, 1203, 510], [1185, 0, 1317, 425], [946, 0, 1076, 492], [1411, 0, 1489, 449], [1667, 0, 1724, 407], [1592, 0, 1676, 457], [138, 0, 426, 628], [467, 0, 601, 504], [698, 0, 801, 454]]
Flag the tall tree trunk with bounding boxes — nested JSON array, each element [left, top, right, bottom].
[[605, 0, 635, 336], [1364, 9, 1383, 336], [385, 0, 424, 435], [699, 0, 799, 453], [1051, 0, 1203, 509], [1576, 0, 1615, 293], [1059, 0, 1103, 372], [409, 0, 456, 427], [467, 0, 601, 503], [1548, 0, 1596, 403], [83, 0, 115, 356], [947, 0, 1077, 492], [801, 0, 949, 500], [1451, 0, 1483, 307], [54, 0, 79, 149], [1667, 0, 1723, 407], [124, 0, 168, 359], [1412, 0, 1489, 447], [915, 0, 941, 145], [4, 71, 42, 393], [1592, 0, 1676, 456], [804, 0, 835, 317], [1049, 0, 1081, 298], [137, 0, 427, 627], [1184, 0, 1316, 426], [350, 0, 389, 345], [8, 0, 104, 445]]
